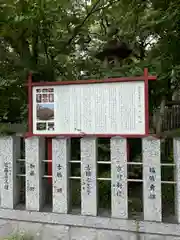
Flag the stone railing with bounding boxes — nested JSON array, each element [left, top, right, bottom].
[[0, 136, 179, 239]]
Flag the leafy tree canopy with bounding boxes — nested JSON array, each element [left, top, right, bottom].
[[0, 0, 180, 126]]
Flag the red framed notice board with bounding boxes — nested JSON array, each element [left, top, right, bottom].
[[27, 68, 156, 138]]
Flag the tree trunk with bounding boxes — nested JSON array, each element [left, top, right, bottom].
[[154, 98, 166, 134]]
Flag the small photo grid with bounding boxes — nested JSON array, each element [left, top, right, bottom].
[[35, 87, 55, 132], [47, 122, 55, 131], [36, 88, 54, 103], [36, 122, 55, 131], [36, 122, 46, 131]]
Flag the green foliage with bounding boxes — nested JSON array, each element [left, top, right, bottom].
[[0, 124, 16, 135], [1, 0, 180, 124], [3, 233, 33, 240]]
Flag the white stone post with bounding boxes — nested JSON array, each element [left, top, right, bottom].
[[110, 137, 128, 219], [25, 137, 45, 211], [143, 137, 162, 221], [0, 136, 20, 209], [81, 137, 97, 216], [52, 137, 70, 213], [173, 138, 180, 223]]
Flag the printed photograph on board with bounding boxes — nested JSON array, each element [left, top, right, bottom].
[[36, 103, 54, 121], [36, 122, 46, 131], [42, 94, 49, 102], [48, 88, 54, 93], [36, 94, 42, 103], [36, 89, 41, 93], [48, 122, 55, 131], [49, 94, 54, 102], [42, 88, 48, 93]]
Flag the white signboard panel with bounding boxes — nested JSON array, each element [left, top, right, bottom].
[[32, 81, 145, 135]]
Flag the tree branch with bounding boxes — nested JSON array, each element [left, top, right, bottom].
[[91, 0, 119, 15], [66, 0, 101, 46], [65, 0, 119, 48]]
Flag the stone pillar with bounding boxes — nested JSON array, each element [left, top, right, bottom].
[[25, 137, 45, 211], [110, 137, 128, 219], [0, 136, 20, 209], [81, 137, 97, 216], [143, 137, 162, 221], [173, 138, 180, 223], [52, 137, 70, 213]]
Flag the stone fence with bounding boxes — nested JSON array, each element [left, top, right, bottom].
[[0, 136, 179, 239]]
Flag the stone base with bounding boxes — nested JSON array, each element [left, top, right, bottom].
[[0, 220, 178, 240], [0, 209, 179, 239]]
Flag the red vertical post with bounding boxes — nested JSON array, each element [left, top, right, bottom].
[[28, 73, 33, 136], [127, 141, 130, 162], [144, 68, 149, 136]]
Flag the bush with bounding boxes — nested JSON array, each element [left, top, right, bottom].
[[3, 233, 33, 240]]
